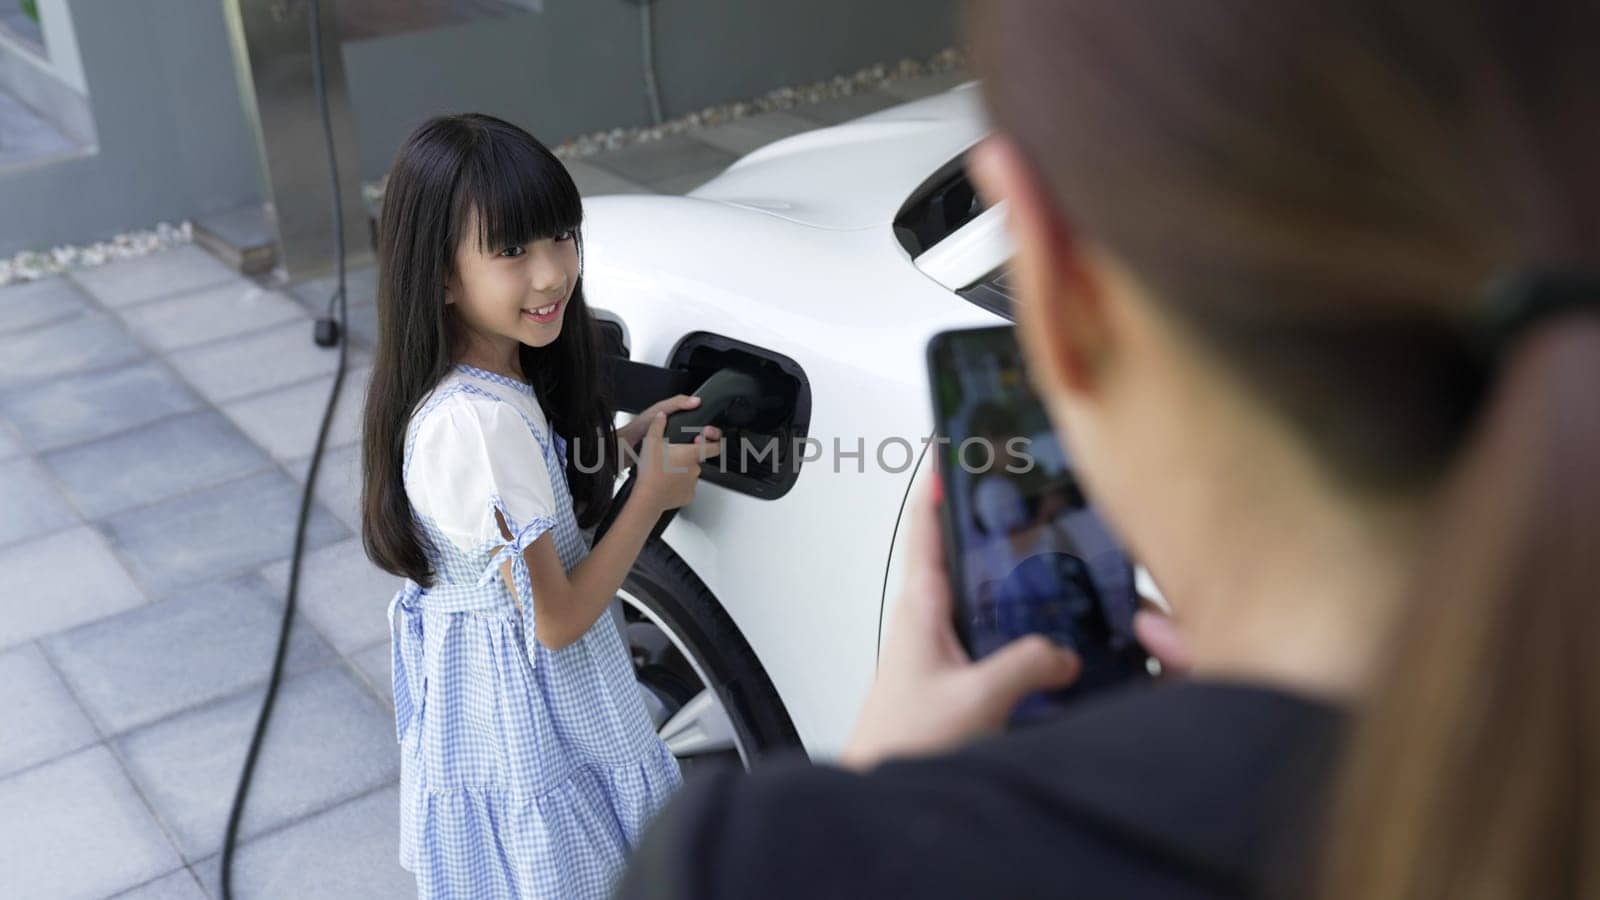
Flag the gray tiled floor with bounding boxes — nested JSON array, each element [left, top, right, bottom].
[[690, 109, 821, 157], [0, 69, 962, 898], [0, 421, 18, 460], [0, 311, 147, 391], [0, 746, 184, 900], [192, 786, 414, 900], [69, 244, 238, 309], [588, 133, 741, 190], [115, 665, 398, 860], [1, 524, 147, 648], [0, 643, 99, 778], [44, 573, 337, 736], [0, 359, 203, 451], [259, 538, 403, 653], [0, 275, 90, 334], [339, 299, 380, 347], [0, 455, 79, 544], [879, 69, 973, 101], [287, 264, 379, 311], [99, 469, 348, 594], [349, 641, 395, 707], [42, 410, 272, 519], [220, 365, 370, 462], [793, 87, 904, 125], [167, 319, 367, 405], [287, 440, 364, 532], [116, 281, 306, 352], [111, 869, 211, 900], [564, 158, 655, 197]]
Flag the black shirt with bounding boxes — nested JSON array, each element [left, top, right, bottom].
[[616, 681, 1344, 900]]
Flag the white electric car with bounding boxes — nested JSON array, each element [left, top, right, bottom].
[[583, 83, 1015, 767]]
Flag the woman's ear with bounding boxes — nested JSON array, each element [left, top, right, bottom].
[[967, 137, 1112, 401]]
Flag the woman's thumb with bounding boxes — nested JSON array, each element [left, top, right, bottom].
[[1133, 610, 1191, 675], [971, 635, 1080, 711]]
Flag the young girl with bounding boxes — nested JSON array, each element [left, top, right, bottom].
[[360, 113, 721, 899]]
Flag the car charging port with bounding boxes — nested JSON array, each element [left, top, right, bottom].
[[666, 332, 811, 501], [595, 332, 812, 544]]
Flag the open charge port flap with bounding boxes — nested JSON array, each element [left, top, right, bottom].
[[669, 332, 812, 501]]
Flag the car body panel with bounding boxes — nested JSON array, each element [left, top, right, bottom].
[[581, 86, 1006, 755], [688, 83, 986, 231]]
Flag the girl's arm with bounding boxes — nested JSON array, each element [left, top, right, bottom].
[[504, 411, 719, 650]]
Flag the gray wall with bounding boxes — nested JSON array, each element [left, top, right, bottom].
[[1, 0, 958, 257], [343, 0, 961, 181]]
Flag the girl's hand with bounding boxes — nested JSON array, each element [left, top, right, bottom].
[[634, 411, 723, 513], [838, 478, 1082, 772], [619, 395, 722, 461]]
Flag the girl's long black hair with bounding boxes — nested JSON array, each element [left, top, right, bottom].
[[362, 113, 619, 586]]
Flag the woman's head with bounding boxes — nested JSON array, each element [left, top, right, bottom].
[[363, 114, 619, 585], [969, 1, 1596, 896], [971, 0, 1587, 545]]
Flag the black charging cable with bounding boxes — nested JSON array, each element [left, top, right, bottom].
[[220, 0, 347, 894]]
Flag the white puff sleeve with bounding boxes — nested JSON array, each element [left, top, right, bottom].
[[406, 393, 560, 566]]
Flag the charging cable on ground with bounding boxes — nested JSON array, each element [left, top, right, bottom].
[[221, 0, 348, 894]]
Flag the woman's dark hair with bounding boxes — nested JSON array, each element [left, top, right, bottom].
[[973, 1, 1598, 897], [362, 113, 619, 586]]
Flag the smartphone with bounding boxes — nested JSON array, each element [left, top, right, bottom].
[[927, 325, 1149, 720]]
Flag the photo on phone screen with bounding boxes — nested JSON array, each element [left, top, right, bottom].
[[927, 326, 1149, 719]]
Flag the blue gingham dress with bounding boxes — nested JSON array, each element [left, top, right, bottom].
[[389, 364, 682, 899]]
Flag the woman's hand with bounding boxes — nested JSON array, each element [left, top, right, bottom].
[[838, 478, 1082, 771], [633, 411, 722, 513], [838, 479, 1192, 772], [618, 395, 721, 462], [1134, 605, 1192, 674]]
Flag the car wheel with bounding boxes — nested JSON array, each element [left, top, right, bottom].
[[620, 540, 801, 772]]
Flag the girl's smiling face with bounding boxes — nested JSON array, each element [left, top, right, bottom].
[[447, 207, 580, 360]]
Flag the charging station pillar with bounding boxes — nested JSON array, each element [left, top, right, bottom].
[[223, 0, 371, 281]]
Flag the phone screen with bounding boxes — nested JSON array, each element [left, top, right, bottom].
[[928, 326, 1148, 718]]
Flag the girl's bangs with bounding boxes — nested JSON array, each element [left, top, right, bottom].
[[454, 136, 582, 254]]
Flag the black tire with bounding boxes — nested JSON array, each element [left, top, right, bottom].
[[622, 539, 802, 766]]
